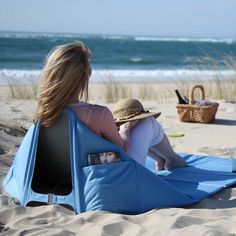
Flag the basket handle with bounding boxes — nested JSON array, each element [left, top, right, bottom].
[[189, 85, 205, 105]]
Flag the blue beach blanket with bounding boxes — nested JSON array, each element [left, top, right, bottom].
[[146, 155, 236, 201], [3, 109, 236, 214]]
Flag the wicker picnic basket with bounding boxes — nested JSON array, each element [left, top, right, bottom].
[[176, 85, 219, 123]]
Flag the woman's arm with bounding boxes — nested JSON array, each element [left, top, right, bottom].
[[101, 107, 135, 151], [118, 120, 139, 144]]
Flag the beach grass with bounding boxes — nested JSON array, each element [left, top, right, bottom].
[[4, 76, 38, 100], [99, 77, 236, 104], [102, 78, 131, 103], [97, 56, 236, 103], [5, 78, 236, 103]]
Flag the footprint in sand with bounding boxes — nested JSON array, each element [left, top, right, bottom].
[[0, 223, 9, 233], [0, 146, 6, 155], [199, 146, 236, 157], [11, 107, 21, 112], [226, 108, 235, 113]]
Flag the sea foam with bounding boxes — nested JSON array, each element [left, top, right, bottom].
[[134, 36, 236, 44], [0, 69, 235, 85]]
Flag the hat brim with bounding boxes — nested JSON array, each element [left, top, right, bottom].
[[115, 112, 161, 125]]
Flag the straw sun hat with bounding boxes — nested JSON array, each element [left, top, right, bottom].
[[112, 99, 161, 124]]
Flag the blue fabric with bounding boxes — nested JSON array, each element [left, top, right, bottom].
[[3, 109, 236, 214], [146, 156, 236, 201]]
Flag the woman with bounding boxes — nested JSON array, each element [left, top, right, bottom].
[[112, 98, 187, 170], [34, 41, 186, 170]]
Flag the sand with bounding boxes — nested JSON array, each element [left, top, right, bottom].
[[1, 87, 236, 235]]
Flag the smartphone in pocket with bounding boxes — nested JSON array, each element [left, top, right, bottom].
[[88, 152, 121, 165]]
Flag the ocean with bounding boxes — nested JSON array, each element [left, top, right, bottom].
[[0, 31, 236, 84]]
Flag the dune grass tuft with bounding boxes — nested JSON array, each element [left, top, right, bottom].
[[7, 78, 38, 100], [102, 78, 131, 103]]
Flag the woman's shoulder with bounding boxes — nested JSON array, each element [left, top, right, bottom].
[[70, 102, 110, 114]]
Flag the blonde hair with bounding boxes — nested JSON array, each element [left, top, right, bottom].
[[34, 41, 91, 127]]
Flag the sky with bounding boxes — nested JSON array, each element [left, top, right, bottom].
[[0, 0, 236, 38]]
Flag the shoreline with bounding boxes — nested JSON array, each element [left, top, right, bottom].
[[0, 68, 235, 86]]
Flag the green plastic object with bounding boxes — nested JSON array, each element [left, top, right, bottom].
[[166, 131, 185, 138]]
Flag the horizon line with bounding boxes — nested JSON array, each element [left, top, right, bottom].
[[0, 30, 236, 40]]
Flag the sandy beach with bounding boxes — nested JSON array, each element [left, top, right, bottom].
[[1, 85, 236, 236]]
